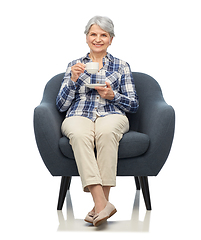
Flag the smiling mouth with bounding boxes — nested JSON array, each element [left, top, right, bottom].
[[93, 43, 103, 47]]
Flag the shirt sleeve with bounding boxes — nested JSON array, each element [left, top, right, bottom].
[[56, 62, 78, 112], [108, 63, 139, 113]]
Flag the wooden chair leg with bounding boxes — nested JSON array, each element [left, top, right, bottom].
[[134, 176, 141, 190], [139, 176, 152, 210], [57, 176, 71, 210]]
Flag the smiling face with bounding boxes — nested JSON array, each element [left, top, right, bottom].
[[86, 24, 113, 56]]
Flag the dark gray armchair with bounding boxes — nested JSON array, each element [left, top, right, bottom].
[[33, 72, 175, 211]]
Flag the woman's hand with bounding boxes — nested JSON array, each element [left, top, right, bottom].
[[95, 82, 115, 100], [71, 63, 85, 82]]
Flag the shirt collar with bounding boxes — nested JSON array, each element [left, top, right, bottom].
[[105, 52, 114, 62], [82, 52, 114, 62]]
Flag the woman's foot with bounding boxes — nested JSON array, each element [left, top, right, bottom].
[[84, 209, 95, 224], [94, 200, 107, 215], [93, 202, 117, 227], [84, 200, 107, 224], [84, 201, 107, 224]]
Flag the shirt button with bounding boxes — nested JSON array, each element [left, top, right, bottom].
[[97, 81, 99, 83]]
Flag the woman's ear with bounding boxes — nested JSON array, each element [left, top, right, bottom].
[[109, 37, 114, 45]]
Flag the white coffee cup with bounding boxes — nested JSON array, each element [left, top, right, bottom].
[[85, 62, 99, 74]]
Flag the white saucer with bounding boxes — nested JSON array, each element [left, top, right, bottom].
[[85, 84, 106, 89]]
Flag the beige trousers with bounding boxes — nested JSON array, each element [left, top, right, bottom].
[[61, 114, 129, 192]]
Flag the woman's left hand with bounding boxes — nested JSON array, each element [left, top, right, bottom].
[[95, 82, 115, 100]]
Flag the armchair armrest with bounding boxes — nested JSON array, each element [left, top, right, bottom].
[[138, 99, 175, 174], [139, 100, 175, 142], [34, 102, 66, 173], [34, 102, 62, 142]]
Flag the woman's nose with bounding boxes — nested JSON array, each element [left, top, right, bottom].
[[95, 35, 101, 42]]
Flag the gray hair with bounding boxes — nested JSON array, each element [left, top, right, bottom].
[[84, 16, 115, 38]]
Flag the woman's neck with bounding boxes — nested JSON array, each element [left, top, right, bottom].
[[89, 51, 107, 62]]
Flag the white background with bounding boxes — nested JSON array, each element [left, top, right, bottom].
[[1, 0, 201, 239]]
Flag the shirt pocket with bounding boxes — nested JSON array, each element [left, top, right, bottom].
[[105, 71, 121, 90]]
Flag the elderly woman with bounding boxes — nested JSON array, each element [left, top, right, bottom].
[[56, 16, 139, 227]]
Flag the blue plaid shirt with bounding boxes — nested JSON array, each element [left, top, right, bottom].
[[56, 53, 139, 121]]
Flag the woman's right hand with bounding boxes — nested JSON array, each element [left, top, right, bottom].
[[71, 63, 86, 82]]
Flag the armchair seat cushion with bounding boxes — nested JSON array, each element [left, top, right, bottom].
[[59, 131, 150, 160], [118, 131, 150, 158]]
